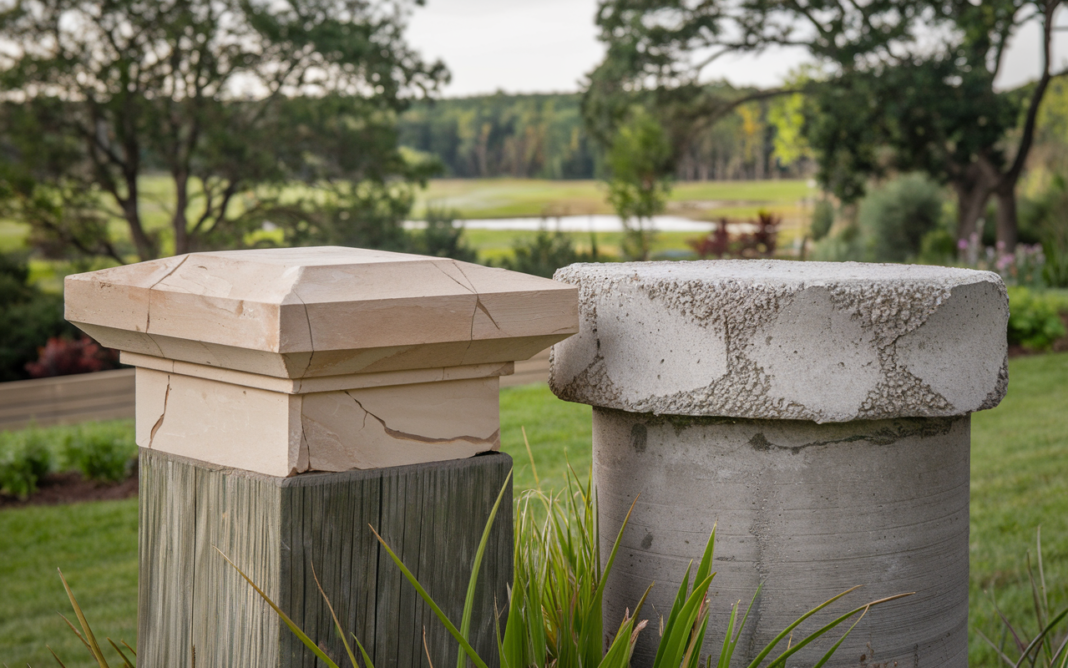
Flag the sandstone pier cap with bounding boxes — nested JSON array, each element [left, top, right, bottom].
[[64, 247, 578, 476], [550, 260, 1008, 423], [66, 246, 578, 379]]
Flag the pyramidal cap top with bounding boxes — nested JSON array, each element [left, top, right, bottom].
[[65, 247, 579, 379], [549, 260, 1009, 423]]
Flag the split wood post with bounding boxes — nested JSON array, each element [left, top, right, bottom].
[[549, 260, 1008, 668], [64, 246, 578, 667]]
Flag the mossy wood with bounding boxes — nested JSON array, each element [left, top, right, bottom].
[[138, 448, 513, 668]]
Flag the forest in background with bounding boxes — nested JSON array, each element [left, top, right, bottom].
[[397, 91, 812, 181]]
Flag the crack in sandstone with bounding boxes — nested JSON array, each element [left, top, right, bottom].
[[145, 255, 190, 334], [346, 392, 498, 446], [147, 375, 171, 448], [286, 267, 316, 380]]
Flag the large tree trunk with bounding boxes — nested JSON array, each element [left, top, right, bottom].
[[994, 185, 1019, 252], [953, 177, 990, 259], [123, 196, 156, 262]]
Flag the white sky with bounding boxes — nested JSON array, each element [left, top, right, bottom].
[[405, 0, 1068, 97]]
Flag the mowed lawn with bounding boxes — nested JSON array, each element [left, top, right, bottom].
[[2, 353, 1064, 667]]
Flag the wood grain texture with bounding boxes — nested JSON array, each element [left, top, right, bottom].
[[139, 448, 513, 668]]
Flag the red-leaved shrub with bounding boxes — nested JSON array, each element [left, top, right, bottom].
[[24, 336, 120, 378]]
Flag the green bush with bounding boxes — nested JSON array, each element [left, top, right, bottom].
[[918, 228, 957, 265], [409, 207, 479, 263], [810, 199, 835, 241], [0, 253, 77, 382], [0, 426, 53, 498], [498, 228, 599, 278], [856, 173, 945, 262], [62, 421, 137, 483], [1008, 286, 1068, 350]]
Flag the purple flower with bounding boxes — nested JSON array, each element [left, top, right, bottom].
[[958, 238, 969, 250]]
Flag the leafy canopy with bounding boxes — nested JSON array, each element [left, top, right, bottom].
[[0, 0, 448, 261]]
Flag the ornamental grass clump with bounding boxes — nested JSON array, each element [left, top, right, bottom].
[[978, 529, 1068, 668]]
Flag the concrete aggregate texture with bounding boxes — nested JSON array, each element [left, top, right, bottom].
[[550, 260, 1009, 423]]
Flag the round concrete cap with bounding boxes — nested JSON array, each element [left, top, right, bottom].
[[549, 260, 1008, 422]]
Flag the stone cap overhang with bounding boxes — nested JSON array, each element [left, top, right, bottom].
[[65, 247, 579, 379], [549, 260, 1009, 423]]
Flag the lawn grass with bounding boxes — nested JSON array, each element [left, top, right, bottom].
[[416, 178, 813, 221], [2, 177, 813, 290], [2, 352, 1062, 667]]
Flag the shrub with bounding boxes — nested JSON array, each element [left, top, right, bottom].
[[498, 228, 599, 278], [810, 199, 835, 241], [409, 207, 478, 263], [0, 426, 53, 498], [0, 253, 79, 382], [856, 172, 945, 262], [62, 421, 137, 483], [1008, 287, 1068, 351], [24, 335, 121, 378]]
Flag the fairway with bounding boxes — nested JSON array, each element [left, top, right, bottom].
[[1, 353, 1065, 667]]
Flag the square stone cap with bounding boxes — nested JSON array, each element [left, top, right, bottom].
[[65, 247, 578, 379], [549, 260, 1009, 423]]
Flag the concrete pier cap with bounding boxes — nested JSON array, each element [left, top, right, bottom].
[[549, 260, 1009, 667], [64, 246, 579, 476]]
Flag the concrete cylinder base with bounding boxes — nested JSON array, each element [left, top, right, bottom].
[[593, 408, 969, 668]]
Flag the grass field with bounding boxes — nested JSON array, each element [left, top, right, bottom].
[[415, 178, 813, 221], [3, 353, 1063, 667], [0, 177, 814, 286]]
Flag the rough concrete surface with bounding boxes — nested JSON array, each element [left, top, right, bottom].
[[593, 408, 970, 668], [550, 260, 1008, 423]]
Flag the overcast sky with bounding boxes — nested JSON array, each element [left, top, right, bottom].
[[405, 0, 1068, 97]]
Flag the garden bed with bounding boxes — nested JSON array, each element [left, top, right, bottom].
[[0, 468, 137, 510]]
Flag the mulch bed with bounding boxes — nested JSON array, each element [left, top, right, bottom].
[[0, 469, 138, 510]]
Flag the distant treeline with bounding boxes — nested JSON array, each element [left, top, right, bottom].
[[398, 92, 811, 181], [398, 93, 596, 179]]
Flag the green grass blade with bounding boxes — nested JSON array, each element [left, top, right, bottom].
[[1012, 606, 1068, 668], [716, 600, 739, 668], [120, 641, 136, 658], [743, 585, 861, 668], [105, 639, 134, 668], [310, 561, 360, 667], [214, 547, 341, 668], [693, 524, 717, 590], [655, 574, 716, 668], [370, 526, 489, 668], [353, 635, 376, 668], [458, 470, 513, 668], [652, 560, 694, 668], [809, 608, 868, 668], [47, 647, 69, 668], [57, 569, 110, 668], [729, 584, 763, 661], [764, 593, 912, 668]]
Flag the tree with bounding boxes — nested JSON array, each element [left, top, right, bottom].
[[805, 2, 1065, 251], [0, 0, 447, 262], [584, 0, 1066, 250], [605, 107, 673, 260]]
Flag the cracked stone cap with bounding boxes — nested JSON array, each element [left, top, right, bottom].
[[64, 247, 578, 476], [66, 246, 578, 379], [549, 260, 1008, 423]]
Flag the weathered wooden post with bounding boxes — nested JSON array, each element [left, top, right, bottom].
[[64, 247, 578, 667], [550, 260, 1007, 668]]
